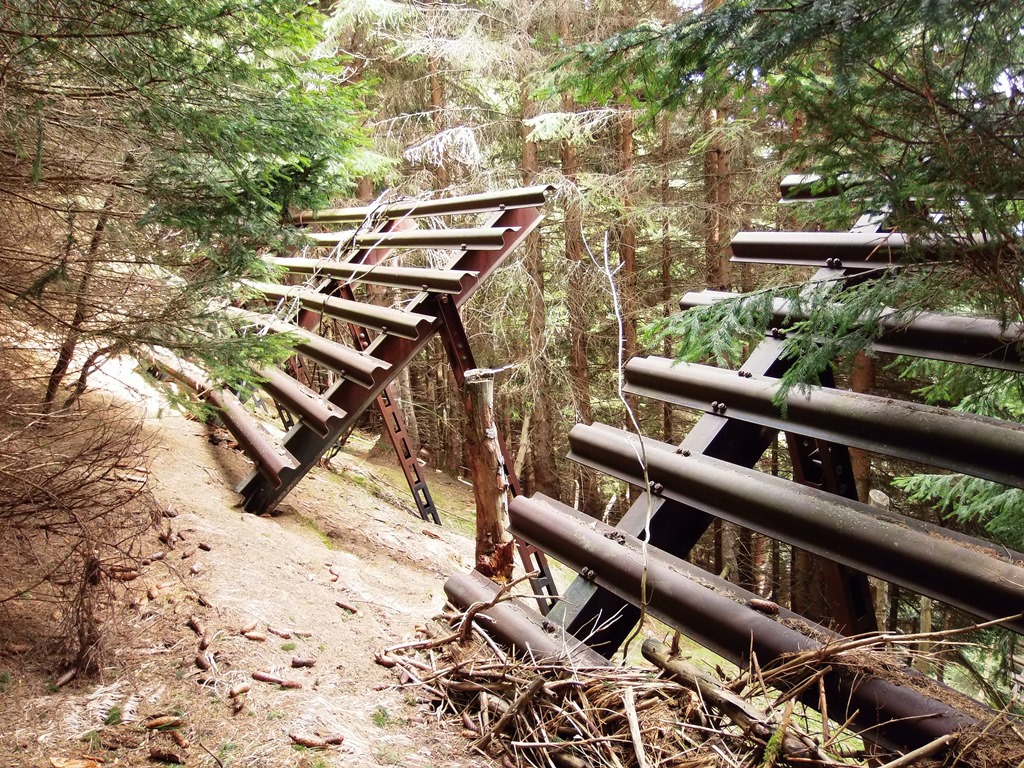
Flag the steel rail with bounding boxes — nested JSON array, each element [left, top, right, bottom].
[[623, 356, 1024, 489], [729, 231, 910, 268], [779, 173, 850, 201], [307, 226, 519, 250], [680, 291, 1024, 371], [444, 571, 607, 665], [263, 257, 476, 293], [245, 281, 434, 340], [253, 365, 346, 438], [226, 308, 390, 388], [567, 423, 1024, 634], [151, 356, 300, 488], [508, 493, 978, 754], [293, 185, 553, 225]]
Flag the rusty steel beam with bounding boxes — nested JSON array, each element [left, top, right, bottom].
[[263, 257, 476, 294], [567, 422, 1024, 633], [308, 226, 519, 250], [508, 493, 978, 754], [246, 282, 434, 340], [237, 206, 546, 514], [254, 365, 346, 438], [730, 231, 910, 268], [681, 291, 1024, 371], [152, 356, 300, 488], [227, 308, 390, 388], [293, 184, 553, 225], [624, 356, 1024, 489], [444, 570, 606, 665], [779, 173, 851, 201]]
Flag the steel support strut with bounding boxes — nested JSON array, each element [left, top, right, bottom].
[[238, 206, 546, 512]]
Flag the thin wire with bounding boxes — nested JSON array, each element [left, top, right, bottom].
[[580, 225, 653, 663]]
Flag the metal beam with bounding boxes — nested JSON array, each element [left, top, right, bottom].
[[227, 310, 390, 389], [153, 356, 300, 489], [567, 422, 1024, 634], [246, 282, 434, 340], [308, 226, 519, 250], [254, 365, 346, 438], [624, 356, 1024, 489], [508, 494, 977, 754], [779, 173, 848, 201], [444, 570, 606, 665], [293, 185, 553, 225], [263, 257, 476, 294], [730, 231, 909, 268], [680, 291, 1024, 371]]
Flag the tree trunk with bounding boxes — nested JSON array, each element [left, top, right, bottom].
[[560, 14, 601, 516], [44, 197, 113, 411], [617, 103, 639, 420], [736, 526, 755, 592], [868, 489, 891, 628], [520, 82, 560, 500], [426, 0, 449, 191], [465, 371, 513, 582], [659, 115, 675, 442], [914, 597, 934, 675], [702, 106, 732, 291], [849, 351, 876, 500]]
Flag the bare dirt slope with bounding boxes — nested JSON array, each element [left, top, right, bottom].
[[1, 363, 493, 768]]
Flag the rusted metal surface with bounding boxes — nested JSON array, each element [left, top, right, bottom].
[[624, 356, 1024, 489], [308, 226, 519, 250], [293, 184, 553, 225], [508, 180, 1019, 757], [681, 290, 1024, 371], [241, 200, 559, 602], [228, 308, 390, 388], [152, 356, 300, 488], [552, 336, 874, 649], [246, 281, 434, 340], [373, 385, 440, 525], [236, 205, 543, 513], [779, 173, 848, 200], [567, 422, 1024, 634], [254, 365, 346, 438], [730, 230, 910, 267], [508, 493, 977, 754], [263, 257, 477, 293], [444, 570, 606, 665]]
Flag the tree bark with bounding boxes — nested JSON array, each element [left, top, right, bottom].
[[426, 0, 449, 191], [659, 115, 675, 441], [44, 196, 113, 411], [617, 102, 639, 419], [520, 82, 560, 500], [849, 350, 876, 500], [560, 13, 601, 516], [702, 106, 732, 291], [465, 370, 513, 582]]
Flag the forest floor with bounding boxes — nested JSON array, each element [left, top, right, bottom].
[[0, 359, 527, 768]]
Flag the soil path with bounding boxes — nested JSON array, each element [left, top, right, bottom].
[[1, 362, 492, 768]]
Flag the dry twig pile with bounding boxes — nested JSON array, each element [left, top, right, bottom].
[[377, 598, 1024, 768]]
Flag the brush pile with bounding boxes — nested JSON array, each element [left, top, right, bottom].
[[376, 598, 1024, 768]]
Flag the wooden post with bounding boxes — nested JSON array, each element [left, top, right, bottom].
[[464, 369, 514, 582]]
